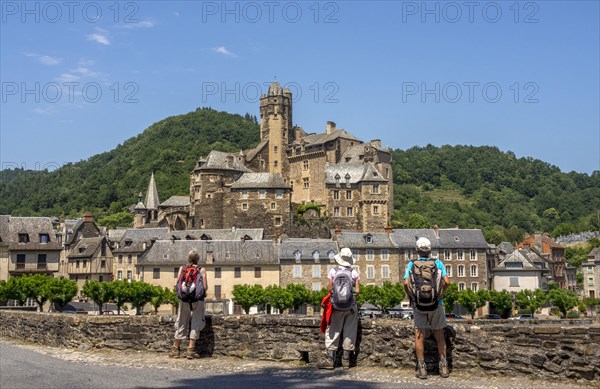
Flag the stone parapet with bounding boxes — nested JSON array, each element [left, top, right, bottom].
[[0, 311, 598, 382]]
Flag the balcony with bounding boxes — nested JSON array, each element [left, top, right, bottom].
[[9, 263, 54, 274]]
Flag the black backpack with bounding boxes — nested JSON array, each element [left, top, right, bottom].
[[331, 268, 355, 310], [407, 259, 444, 311]]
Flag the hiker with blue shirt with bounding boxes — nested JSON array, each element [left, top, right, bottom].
[[403, 237, 450, 379]]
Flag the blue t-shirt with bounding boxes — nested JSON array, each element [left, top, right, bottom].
[[404, 257, 447, 305]]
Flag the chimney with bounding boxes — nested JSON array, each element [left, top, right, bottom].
[[384, 225, 393, 234], [433, 224, 439, 240], [326, 121, 336, 134], [334, 226, 342, 236], [226, 155, 234, 168], [83, 212, 94, 223]]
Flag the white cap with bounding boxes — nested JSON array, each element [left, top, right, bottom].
[[416, 237, 431, 253]]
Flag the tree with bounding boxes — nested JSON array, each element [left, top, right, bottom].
[[309, 287, 329, 307], [583, 297, 600, 316], [457, 289, 487, 319], [83, 280, 114, 314], [4, 277, 28, 305], [23, 274, 55, 312], [286, 284, 310, 313], [264, 285, 293, 313], [109, 280, 131, 314], [356, 284, 380, 309], [0, 280, 6, 302], [546, 288, 579, 318], [443, 283, 459, 313], [515, 289, 546, 315], [46, 278, 78, 312], [488, 290, 513, 318], [150, 286, 170, 314], [232, 284, 266, 314], [166, 287, 180, 313], [128, 281, 157, 315]]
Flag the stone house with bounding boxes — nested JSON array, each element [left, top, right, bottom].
[[137, 239, 279, 314], [60, 212, 103, 278], [333, 230, 400, 286], [278, 238, 339, 292], [518, 233, 567, 288], [582, 247, 600, 299], [492, 248, 549, 292], [391, 228, 490, 292], [0, 215, 9, 282], [3, 217, 62, 281], [66, 236, 113, 298]]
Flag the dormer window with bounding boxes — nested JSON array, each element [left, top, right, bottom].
[[39, 234, 50, 243], [200, 234, 212, 241], [365, 234, 373, 244], [345, 173, 351, 188], [334, 173, 341, 187], [18, 233, 29, 243], [124, 239, 133, 247], [242, 235, 252, 241], [312, 250, 320, 263], [294, 250, 302, 263], [328, 250, 336, 263], [78, 247, 85, 253]]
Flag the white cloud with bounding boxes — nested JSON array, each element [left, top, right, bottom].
[[23, 53, 62, 66], [173, 12, 180, 17], [214, 46, 238, 58], [55, 73, 80, 83], [123, 20, 155, 28], [87, 33, 110, 45], [33, 106, 57, 115]]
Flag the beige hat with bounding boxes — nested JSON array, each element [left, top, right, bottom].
[[334, 247, 355, 268]]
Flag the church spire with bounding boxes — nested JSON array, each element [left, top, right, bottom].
[[145, 172, 160, 210]]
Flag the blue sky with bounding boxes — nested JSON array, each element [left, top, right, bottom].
[[1, 1, 599, 174]]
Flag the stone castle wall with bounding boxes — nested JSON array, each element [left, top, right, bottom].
[[0, 311, 598, 382]]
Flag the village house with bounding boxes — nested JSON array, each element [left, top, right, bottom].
[[582, 247, 600, 299], [66, 236, 113, 298], [492, 246, 550, 292], [518, 233, 567, 288]]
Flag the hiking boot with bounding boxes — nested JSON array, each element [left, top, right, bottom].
[[317, 352, 335, 370], [168, 346, 180, 358], [416, 360, 427, 379], [186, 348, 200, 359], [342, 350, 352, 369], [439, 359, 449, 378]]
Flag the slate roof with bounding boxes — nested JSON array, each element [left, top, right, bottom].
[[494, 249, 538, 270], [335, 231, 397, 249], [170, 228, 264, 241], [0, 215, 9, 245], [112, 228, 170, 254], [68, 236, 106, 259], [160, 196, 190, 207], [340, 141, 388, 163], [245, 139, 268, 162], [108, 228, 127, 242], [391, 229, 488, 249], [325, 163, 387, 185], [230, 173, 290, 189], [497, 242, 515, 254], [198, 150, 252, 172], [279, 239, 338, 261], [588, 247, 600, 260], [7, 217, 62, 251], [138, 240, 278, 265], [303, 128, 360, 147]]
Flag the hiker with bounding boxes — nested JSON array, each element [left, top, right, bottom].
[[403, 237, 450, 379], [170, 249, 207, 359], [318, 247, 360, 369]]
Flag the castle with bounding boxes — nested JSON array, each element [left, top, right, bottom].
[[133, 81, 394, 237]]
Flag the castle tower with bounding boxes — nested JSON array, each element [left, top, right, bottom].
[[133, 192, 146, 228], [259, 81, 292, 176]]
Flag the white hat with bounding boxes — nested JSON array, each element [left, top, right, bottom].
[[334, 247, 355, 268], [416, 237, 431, 253]]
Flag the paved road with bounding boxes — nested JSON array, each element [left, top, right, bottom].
[[0, 341, 594, 389]]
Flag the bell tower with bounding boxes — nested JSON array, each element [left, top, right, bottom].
[[259, 81, 292, 175]]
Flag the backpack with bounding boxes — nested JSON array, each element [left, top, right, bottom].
[[176, 265, 206, 302], [407, 259, 444, 311], [331, 268, 355, 310]]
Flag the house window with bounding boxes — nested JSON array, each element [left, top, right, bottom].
[[293, 265, 302, 278], [471, 283, 478, 291], [99, 276, 104, 282], [354, 251, 360, 262], [303, 160, 309, 170], [271, 202, 276, 210], [457, 249, 464, 260], [365, 235, 373, 244], [76, 260, 80, 269], [333, 190, 339, 200], [241, 190, 248, 199], [214, 285, 222, 299], [100, 260, 106, 268], [458, 265, 465, 277], [215, 267, 222, 278], [509, 277, 519, 287], [313, 265, 321, 278], [367, 265, 375, 279], [117, 270, 123, 280], [382, 265, 390, 279], [127, 255, 132, 264], [312, 251, 320, 262], [469, 249, 477, 260], [373, 205, 379, 215], [381, 250, 389, 261], [346, 190, 352, 200], [83, 260, 87, 268], [18, 234, 29, 243], [276, 190, 283, 199], [118, 255, 123, 264], [242, 203, 248, 210], [259, 189, 266, 199], [372, 184, 379, 194], [303, 178, 309, 189], [153, 268, 160, 279], [346, 207, 353, 217], [444, 250, 451, 260], [39, 234, 49, 243], [37, 254, 46, 269], [174, 267, 179, 278], [312, 283, 321, 291], [234, 267, 241, 278], [366, 250, 374, 261], [255, 267, 261, 278], [334, 207, 340, 217], [274, 216, 282, 226], [445, 265, 453, 277], [470, 265, 478, 277], [458, 282, 466, 291], [587, 266, 593, 274], [127, 271, 132, 281]]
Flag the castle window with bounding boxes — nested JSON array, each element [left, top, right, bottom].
[[294, 250, 302, 263], [274, 216, 282, 226], [276, 190, 283, 199], [37, 254, 46, 269], [346, 190, 352, 200], [259, 189, 266, 199], [373, 184, 380, 194], [333, 190, 339, 200], [241, 190, 248, 199], [274, 160, 279, 168], [303, 178, 309, 189], [303, 160, 309, 170], [274, 145, 278, 153], [242, 203, 248, 211], [346, 207, 353, 217], [128, 255, 132, 264], [334, 207, 340, 217], [271, 202, 276, 210], [373, 205, 380, 215]]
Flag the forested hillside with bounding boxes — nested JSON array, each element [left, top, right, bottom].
[[1, 108, 598, 243]]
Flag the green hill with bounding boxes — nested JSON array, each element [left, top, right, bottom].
[[1, 109, 598, 243]]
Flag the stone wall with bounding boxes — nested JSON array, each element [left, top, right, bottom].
[[0, 311, 598, 382]]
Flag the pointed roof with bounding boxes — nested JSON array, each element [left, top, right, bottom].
[[145, 172, 160, 210]]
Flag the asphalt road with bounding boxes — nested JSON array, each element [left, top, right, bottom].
[[0, 341, 595, 389]]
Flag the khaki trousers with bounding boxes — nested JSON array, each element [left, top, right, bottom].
[[325, 304, 358, 352], [174, 300, 206, 340]]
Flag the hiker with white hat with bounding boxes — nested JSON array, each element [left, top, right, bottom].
[[318, 247, 361, 370]]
